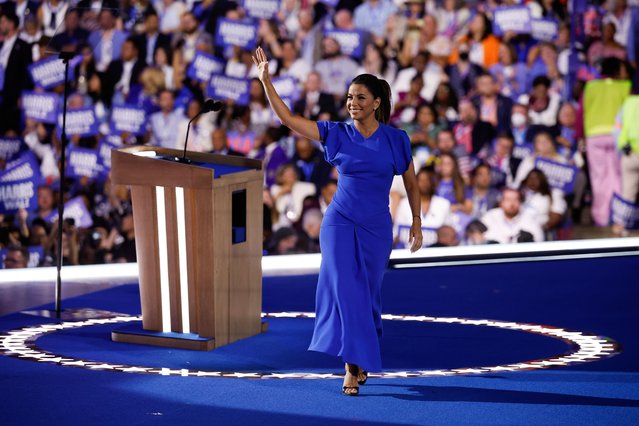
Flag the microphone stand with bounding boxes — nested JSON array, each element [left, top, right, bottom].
[[55, 50, 75, 319], [173, 112, 202, 164]]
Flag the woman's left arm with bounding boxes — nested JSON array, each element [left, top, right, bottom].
[[401, 160, 423, 253]]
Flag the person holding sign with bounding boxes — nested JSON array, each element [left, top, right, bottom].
[[253, 47, 422, 396]]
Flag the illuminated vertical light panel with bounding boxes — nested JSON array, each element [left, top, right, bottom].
[[175, 187, 190, 333], [155, 187, 171, 333]]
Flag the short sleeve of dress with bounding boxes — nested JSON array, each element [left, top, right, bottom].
[[317, 121, 342, 165], [390, 128, 413, 175]]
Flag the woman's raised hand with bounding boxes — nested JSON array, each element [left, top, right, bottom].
[[252, 47, 270, 83]]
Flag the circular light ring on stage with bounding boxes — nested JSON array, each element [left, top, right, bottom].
[[0, 313, 620, 379]]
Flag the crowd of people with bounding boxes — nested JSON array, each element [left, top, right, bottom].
[[1, 0, 638, 267]]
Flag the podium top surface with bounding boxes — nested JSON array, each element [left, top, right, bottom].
[[111, 146, 263, 189]]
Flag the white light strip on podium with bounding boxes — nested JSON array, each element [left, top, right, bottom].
[[155, 187, 171, 333], [175, 187, 190, 334]]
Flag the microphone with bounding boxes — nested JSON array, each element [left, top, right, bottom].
[[175, 99, 222, 163]]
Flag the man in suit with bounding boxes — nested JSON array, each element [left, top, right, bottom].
[[88, 8, 129, 73], [49, 8, 90, 53], [133, 10, 171, 66], [471, 72, 513, 134], [102, 37, 146, 107], [0, 11, 33, 134], [453, 98, 496, 158], [293, 71, 337, 121]]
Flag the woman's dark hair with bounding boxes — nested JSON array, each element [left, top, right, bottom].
[[439, 152, 466, 204], [350, 74, 392, 124], [473, 12, 493, 41], [522, 168, 552, 198], [414, 102, 437, 125], [416, 166, 437, 199]]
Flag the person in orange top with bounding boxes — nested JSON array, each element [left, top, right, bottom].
[[449, 11, 501, 69]]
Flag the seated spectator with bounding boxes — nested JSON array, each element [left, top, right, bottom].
[[48, 8, 90, 54], [403, 103, 443, 152], [148, 89, 184, 148], [248, 127, 287, 189], [430, 225, 460, 247], [470, 163, 500, 218], [394, 167, 451, 249], [88, 9, 129, 73], [471, 72, 513, 134], [436, 153, 473, 215], [393, 51, 440, 103], [453, 99, 495, 158], [132, 10, 172, 66], [172, 11, 213, 64], [555, 102, 578, 159], [176, 98, 216, 152], [156, 0, 186, 34], [481, 188, 544, 243], [319, 179, 337, 215], [353, 0, 397, 40], [270, 164, 316, 230], [526, 75, 562, 127], [490, 42, 529, 100], [520, 168, 567, 235], [486, 132, 522, 187], [587, 20, 627, 67], [432, 82, 459, 123], [451, 11, 501, 68], [266, 226, 300, 255], [293, 71, 338, 121], [249, 78, 276, 137], [445, 41, 485, 100], [102, 37, 146, 107], [464, 219, 491, 245], [210, 128, 245, 157], [291, 137, 333, 193], [357, 43, 398, 87], [111, 206, 136, 263], [390, 74, 426, 126], [509, 102, 534, 148], [3, 245, 29, 269], [274, 39, 311, 84], [513, 131, 567, 187], [298, 208, 322, 253], [314, 37, 359, 100]]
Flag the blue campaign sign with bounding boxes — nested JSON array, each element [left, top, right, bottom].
[[110, 104, 147, 136], [531, 18, 559, 42], [493, 6, 532, 36], [0, 137, 25, 161], [22, 91, 60, 124], [29, 56, 76, 89], [58, 107, 100, 137], [97, 138, 121, 177], [45, 196, 94, 229], [215, 18, 258, 50], [242, 0, 280, 19], [0, 177, 38, 214], [318, 0, 339, 6], [512, 143, 534, 160], [534, 157, 578, 193], [66, 146, 101, 180], [610, 193, 639, 229], [324, 29, 364, 59], [272, 76, 301, 102], [207, 74, 250, 106], [1, 151, 41, 183], [186, 52, 226, 83]]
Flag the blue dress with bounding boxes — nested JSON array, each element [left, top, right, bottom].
[[308, 121, 412, 372]]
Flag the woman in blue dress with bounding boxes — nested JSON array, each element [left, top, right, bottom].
[[253, 47, 423, 395]]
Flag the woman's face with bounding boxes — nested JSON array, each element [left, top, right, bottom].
[[187, 100, 201, 119], [154, 48, 167, 66], [365, 44, 381, 62], [526, 172, 541, 192], [439, 156, 454, 178], [410, 78, 424, 94], [416, 171, 432, 195], [474, 166, 491, 188], [534, 135, 554, 157], [558, 104, 576, 127], [469, 14, 484, 35], [250, 80, 264, 99], [346, 84, 379, 122], [281, 167, 298, 185], [498, 44, 513, 65], [417, 106, 434, 126]]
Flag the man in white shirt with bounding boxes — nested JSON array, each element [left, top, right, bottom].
[[314, 37, 359, 99], [148, 89, 184, 148], [481, 188, 544, 244]]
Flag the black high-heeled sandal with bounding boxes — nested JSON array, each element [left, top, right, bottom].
[[357, 370, 368, 386], [342, 385, 359, 396]]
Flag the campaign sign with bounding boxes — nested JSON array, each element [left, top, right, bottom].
[[610, 193, 639, 229], [531, 18, 559, 42], [110, 105, 147, 136], [397, 225, 438, 249], [66, 146, 101, 180], [97, 138, 121, 177], [319, 0, 339, 6], [242, 0, 280, 19], [186, 52, 226, 83], [0, 137, 24, 161], [0, 177, 37, 214], [58, 107, 100, 137], [1, 151, 41, 183], [534, 157, 578, 193], [512, 143, 534, 160], [493, 6, 532, 36], [22, 91, 60, 124], [46, 196, 94, 229], [0, 246, 44, 268], [324, 29, 364, 59], [207, 74, 250, 106], [272, 76, 301, 102], [215, 18, 258, 50], [29, 56, 75, 89]]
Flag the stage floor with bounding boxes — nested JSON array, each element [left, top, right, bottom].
[[1, 252, 638, 425]]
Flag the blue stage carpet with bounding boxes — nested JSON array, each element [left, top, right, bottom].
[[1, 256, 638, 425]]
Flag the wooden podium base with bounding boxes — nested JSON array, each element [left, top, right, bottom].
[[111, 321, 269, 351]]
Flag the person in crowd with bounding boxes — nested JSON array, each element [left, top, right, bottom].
[[148, 89, 184, 148], [270, 163, 316, 231], [249, 77, 276, 137], [48, 7, 89, 53], [430, 225, 459, 247], [353, 0, 397, 40], [577, 57, 631, 226], [436, 153, 473, 215], [451, 11, 501, 68], [453, 98, 495, 158], [3, 245, 29, 269], [314, 37, 359, 101], [357, 43, 397, 87], [319, 179, 337, 215], [156, 0, 186, 34], [266, 226, 300, 255], [291, 137, 333, 193], [88, 8, 129, 73], [613, 94, 639, 235], [431, 81, 459, 123], [101, 37, 146, 107], [37, 0, 69, 38], [175, 98, 216, 152], [274, 38, 311, 84], [172, 11, 213, 64], [393, 51, 441, 103], [526, 75, 562, 127], [133, 10, 172, 66], [555, 102, 578, 159], [403, 103, 444, 152], [587, 20, 627, 66], [520, 168, 567, 236], [513, 130, 567, 188], [394, 167, 451, 249], [464, 219, 490, 245], [0, 11, 33, 134], [471, 72, 513, 134], [486, 131, 522, 187], [490, 42, 529, 100], [298, 208, 322, 253], [210, 128, 245, 157], [293, 71, 338, 121], [509, 102, 534, 147], [445, 41, 485, 100], [390, 74, 426, 126], [481, 187, 544, 243], [470, 163, 500, 218]]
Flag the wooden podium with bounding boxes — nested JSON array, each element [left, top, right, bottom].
[[110, 146, 264, 350]]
